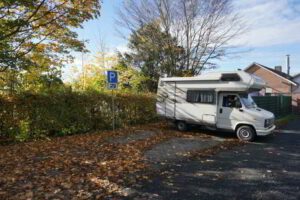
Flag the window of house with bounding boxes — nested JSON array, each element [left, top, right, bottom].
[[265, 87, 273, 93], [186, 90, 215, 104]]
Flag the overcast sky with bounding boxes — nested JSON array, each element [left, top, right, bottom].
[[63, 0, 300, 80]]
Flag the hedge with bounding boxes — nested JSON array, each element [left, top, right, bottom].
[[252, 95, 292, 118], [0, 91, 157, 141]]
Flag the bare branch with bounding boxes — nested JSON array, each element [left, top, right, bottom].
[[118, 0, 244, 76]]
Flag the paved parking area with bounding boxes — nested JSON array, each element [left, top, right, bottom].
[[129, 120, 300, 200], [145, 136, 224, 165], [1, 120, 299, 199]]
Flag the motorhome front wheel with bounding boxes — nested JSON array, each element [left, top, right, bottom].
[[236, 125, 256, 142]]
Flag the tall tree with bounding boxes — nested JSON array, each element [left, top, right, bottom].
[[117, 0, 243, 75], [114, 53, 149, 92], [125, 21, 184, 91], [0, 0, 101, 73]]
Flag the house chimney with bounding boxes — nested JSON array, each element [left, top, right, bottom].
[[274, 66, 282, 72], [286, 54, 290, 75]]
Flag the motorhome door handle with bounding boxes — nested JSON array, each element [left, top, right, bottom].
[[219, 108, 223, 113], [239, 108, 244, 112]]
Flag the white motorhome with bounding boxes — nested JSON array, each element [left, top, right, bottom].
[[156, 71, 275, 141]]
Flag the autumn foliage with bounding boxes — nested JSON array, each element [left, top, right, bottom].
[[0, 91, 157, 141]]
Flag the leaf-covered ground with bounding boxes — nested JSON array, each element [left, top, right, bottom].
[[0, 122, 241, 199]]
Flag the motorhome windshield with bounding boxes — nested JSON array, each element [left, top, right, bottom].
[[240, 94, 257, 108]]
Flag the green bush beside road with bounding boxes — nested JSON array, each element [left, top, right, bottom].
[[275, 114, 299, 128]]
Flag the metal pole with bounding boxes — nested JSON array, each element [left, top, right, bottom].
[[286, 54, 290, 75], [112, 89, 115, 131]]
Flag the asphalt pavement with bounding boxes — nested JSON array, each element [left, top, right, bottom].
[[131, 119, 300, 200]]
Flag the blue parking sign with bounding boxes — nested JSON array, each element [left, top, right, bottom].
[[107, 71, 118, 83]]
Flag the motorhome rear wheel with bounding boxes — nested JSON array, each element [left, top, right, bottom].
[[176, 121, 188, 131]]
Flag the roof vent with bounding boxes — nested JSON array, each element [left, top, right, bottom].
[[221, 73, 241, 81]]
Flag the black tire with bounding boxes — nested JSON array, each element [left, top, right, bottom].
[[236, 125, 256, 142], [176, 121, 188, 131]]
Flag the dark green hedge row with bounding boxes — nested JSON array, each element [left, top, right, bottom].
[[0, 91, 157, 141], [252, 95, 292, 118]]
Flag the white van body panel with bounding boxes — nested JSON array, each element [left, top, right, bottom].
[[156, 71, 276, 135]]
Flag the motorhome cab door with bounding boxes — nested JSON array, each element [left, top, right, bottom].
[[217, 93, 243, 130]]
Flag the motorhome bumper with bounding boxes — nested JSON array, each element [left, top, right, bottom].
[[256, 125, 276, 136]]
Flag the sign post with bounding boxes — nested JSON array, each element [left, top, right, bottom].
[[107, 70, 118, 131]]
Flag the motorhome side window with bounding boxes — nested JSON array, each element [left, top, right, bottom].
[[222, 95, 241, 108], [186, 90, 215, 104]]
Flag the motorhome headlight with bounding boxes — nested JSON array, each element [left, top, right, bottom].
[[264, 118, 274, 128]]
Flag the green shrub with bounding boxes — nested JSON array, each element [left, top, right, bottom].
[[0, 91, 157, 141], [15, 120, 31, 142]]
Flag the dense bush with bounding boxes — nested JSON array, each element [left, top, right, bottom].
[[0, 91, 157, 141]]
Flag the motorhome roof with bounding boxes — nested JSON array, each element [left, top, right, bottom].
[[160, 71, 266, 92], [161, 71, 245, 82]]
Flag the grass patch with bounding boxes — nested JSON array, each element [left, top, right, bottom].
[[275, 114, 299, 128]]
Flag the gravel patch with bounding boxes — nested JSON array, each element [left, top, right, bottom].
[[107, 130, 158, 144], [145, 136, 223, 164]]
